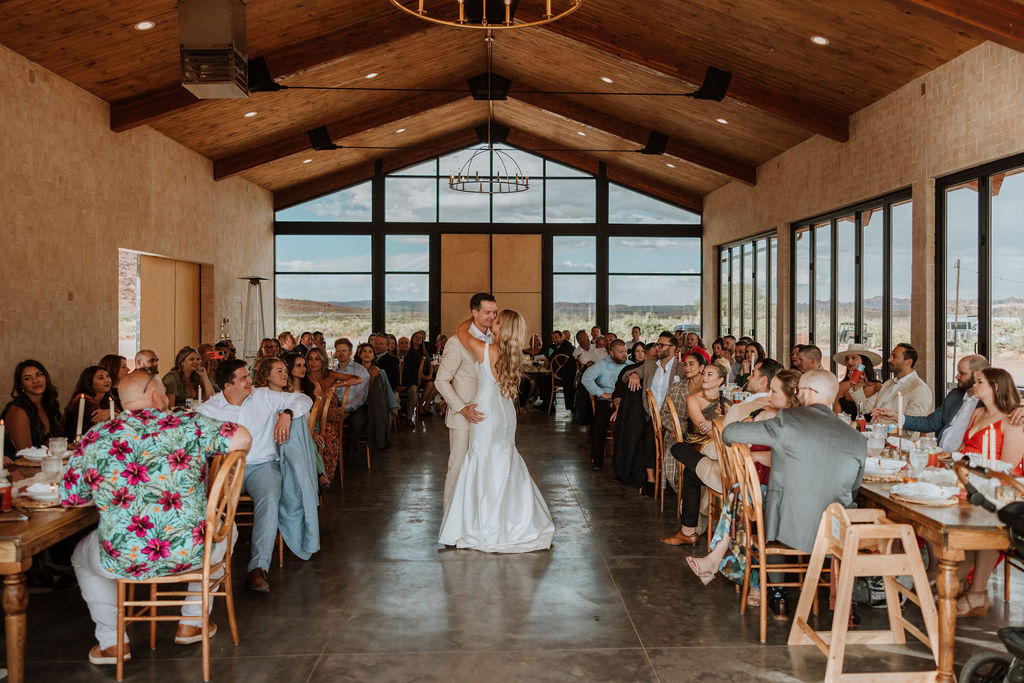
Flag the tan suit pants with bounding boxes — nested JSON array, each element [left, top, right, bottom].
[[443, 428, 470, 512]]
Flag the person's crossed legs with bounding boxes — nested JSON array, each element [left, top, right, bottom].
[[242, 461, 282, 592]]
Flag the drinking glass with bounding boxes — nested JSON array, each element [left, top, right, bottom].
[[867, 436, 885, 459], [185, 398, 200, 411], [41, 455, 62, 485], [908, 447, 928, 478], [48, 437, 67, 459]]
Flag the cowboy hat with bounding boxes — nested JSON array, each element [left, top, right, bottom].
[[832, 343, 882, 368]]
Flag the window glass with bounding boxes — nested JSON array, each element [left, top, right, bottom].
[[730, 248, 741, 339], [385, 274, 429, 338], [835, 215, 856, 376], [742, 242, 754, 338], [768, 236, 777, 358], [545, 179, 596, 223], [794, 228, 811, 345], [755, 239, 767, 349], [275, 181, 372, 222], [385, 178, 437, 222], [492, 188, 543, 223], [385, 234, 429, 271], [719, 249, 730, 336], [553, 236, 596, 273], [945, 182, 979, 383], [553, 275, 596, 332], [862, 207, 885, 368], [275, 235, 371, 272], [989, 167, 1024, 385], [493, 144, 544, 178], [275, 274, 372, 343], [608, 183, 701, 224], [814, 222, 832, 366], [609, 237, 700, 274], [609, 276, 701, 338], [439, 180, 489, 222], [889, 201, 913, 357]]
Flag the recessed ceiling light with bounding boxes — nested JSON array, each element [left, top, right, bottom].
[[395, 128, 406, 133], [133, 20, 155, 31], [600, 76, 613, 84], [576, 131, 587, 136], [243, 111, 258, 118], [302, 158, 313, 164], [666, 163, 676, 168], [365, 72, 378, 79], [716, 118, 728, 124], [810, 35, 830, 46]]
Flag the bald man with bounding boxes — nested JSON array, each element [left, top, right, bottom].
[[134, 349, 159, 375], [723, 368, 865, 619]]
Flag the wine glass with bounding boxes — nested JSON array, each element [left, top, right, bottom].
[[41, 454, 62, 487], [48, 437, 67, 460], [908, 447, 928, 478]]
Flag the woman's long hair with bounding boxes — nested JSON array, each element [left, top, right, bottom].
[[774, 369, 802, 409], [849, 353, 881, 384], [252, 358, 284, 388], [10, 359, 62, 428], [284, 354, 317, 398], [173, 346, 201, 384], [98, 354, 126, 386], [979, 367, 1021, 415], [494, 310, 526, 401], [70, 366, 111, 402], [306, 347, 331, 380]]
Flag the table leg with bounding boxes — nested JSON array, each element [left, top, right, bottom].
[[3, 573, 28, 683], [935, 555, 961, 683]]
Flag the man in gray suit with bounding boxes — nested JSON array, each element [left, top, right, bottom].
[[722, 369, 866, 618]]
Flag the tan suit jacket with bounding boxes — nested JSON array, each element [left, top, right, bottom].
[[622, 356, 680, 416], [434, 337, 479, 431], [852, 371, 933, 432]]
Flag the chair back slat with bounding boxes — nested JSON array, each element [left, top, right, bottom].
[[645, 389, 662, 433], [664, 396, 684, 443], [307, 396, 322, 434], [551, 354, 569, 381], [205, 450, 246, 550], [711, 421, 732, 489]]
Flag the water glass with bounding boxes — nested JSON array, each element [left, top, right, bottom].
[[908, 447, 928, 477], [867, 435, 886, 459], [41, 455, 62, 485], [185, 398, 201, 411], [48, 437, 67, 459]]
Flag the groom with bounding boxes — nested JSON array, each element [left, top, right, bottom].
[[435, 292, 497, 512]]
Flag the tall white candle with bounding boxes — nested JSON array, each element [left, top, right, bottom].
[[198, 384, 203, 402], [983, 431, 989, 461], [896, 391, 904, 432], [989, 424, 996, 460], [76, 395, 85, 437], [0, 419, 5, 463], [109, 397, 115, 421]]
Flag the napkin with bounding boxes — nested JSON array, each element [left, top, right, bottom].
[[16, 447, 48, 461], [891, 482, 958, 500], [886, 436, 917, 452], [919, 468, 958, 486], [865, 457, 905, 474]]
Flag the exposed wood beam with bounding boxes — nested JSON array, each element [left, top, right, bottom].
[[110, 16, 431, 132], [507, 130, 704, 212], [517, 12, 849, 142], [510, 91, 756, 185], [274, 128, 480, 211], [885, 0, 1024, 53], [214, 91, 471, 180]]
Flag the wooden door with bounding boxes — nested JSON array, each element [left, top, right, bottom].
[[139, 255, 201, 374]]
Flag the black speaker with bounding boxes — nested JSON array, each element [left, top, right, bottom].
[[640, 131, 669, 155], [475, 123, 510, 144], [247, 57, 284, 93], [685, 66, 732, 101], [464, 0, 520, 25], [467, 73, 512, 100], [307, 126, 339, 151]]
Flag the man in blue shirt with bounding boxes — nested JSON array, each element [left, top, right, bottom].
[[581, 339, 628, 470], [334, 338, 371, 461]]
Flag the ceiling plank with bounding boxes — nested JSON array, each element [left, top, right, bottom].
[[214, 91, 470, 180], [507, 130, 704, 212], [884, 0, 1024, 53], [273, 128, 480, 211], [510, 91, 756, 185], [110, 16, 431, 133], [516, 12, 849, 142]]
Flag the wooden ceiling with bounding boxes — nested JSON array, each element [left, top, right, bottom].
[[2, 0, 1020, 213]]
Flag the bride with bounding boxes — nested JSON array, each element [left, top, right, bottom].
[[438, 310, 554, 553]]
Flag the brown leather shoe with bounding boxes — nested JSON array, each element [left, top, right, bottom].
[[661, 529, 699, 546], [88, 643, 131, 665], [175, 621, 217, 645], [245, 568, 270, 593]]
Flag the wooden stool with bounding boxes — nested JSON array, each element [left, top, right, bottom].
[[788, 502, 940, 682]]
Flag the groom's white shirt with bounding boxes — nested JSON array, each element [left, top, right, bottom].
[[435, 323, 492, 431]]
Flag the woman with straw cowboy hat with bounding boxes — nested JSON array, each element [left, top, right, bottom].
[[832, 343, 884, 419]]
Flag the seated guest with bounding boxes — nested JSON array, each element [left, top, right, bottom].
[[627, 326, 644, 360], [546, 330, 577, 413], [954, 367, 1024, 617], [661, 352, 706, 441], [686, 366, 800, 593], [294, 332, 314, 356], [682, 332, 711, 364], [794, 344, 824, 373], [162, 346, 215, 408], [581, 339, 629, 470], [333, 339, 371, 464], [306, 348, 361, 487], [711, 337, 727, 363], [853, 343, 933, 435], [257, 338, 279, 361], [621, 331, 681, 497], [591, 326, 603, 344], [199, 360, 314, 593], [197, 344, 222, 388], [733, 341, 765, 390], [611, 343, 650, 486], [661, 361, 729, 545], [722, 369, 866, 618], [64, 370, 251, 664], [728, 338, 750, 384], [724, 358, 784, 425], [721, 335, 737, 366], [3, 359, 63, 455], [278, 331, 297, 353], [251, 358, 322, 556], [312, 331, 326, 350], [573, 331, 602, 368], [435, 334, 448, 355], [215, 339, 236, 361], [98, 354, 130, 412], [397, 335, 423, 419], [62, 366, 113, 439], [283, 354, 316, 398], [134, 349, 159, 375], [831, 344, 883, 419], [874, 354, 1001, 450], [371, 332, 401, 391], [358, 342, 397, 452], [789, 344, 805, 370]]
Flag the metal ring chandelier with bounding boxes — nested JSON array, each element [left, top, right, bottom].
[[387, 0, 584, 30], [449, 146, 529, 194]]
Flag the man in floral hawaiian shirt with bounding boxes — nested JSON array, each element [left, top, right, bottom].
[[64, 370, 251, 666]]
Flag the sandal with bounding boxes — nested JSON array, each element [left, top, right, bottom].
[[318, 474, 332, 494], [686, 556, 716, 586], [956, 591, 990, 618], [746, 590, 760, 607]]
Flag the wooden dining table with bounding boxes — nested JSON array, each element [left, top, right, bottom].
[[0, 502, 99, 683], [858, 481, 1009, 683]]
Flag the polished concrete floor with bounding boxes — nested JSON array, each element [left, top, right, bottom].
[[12, 407, 1022, 681]]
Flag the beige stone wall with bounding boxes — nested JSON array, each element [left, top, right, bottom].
[[1, 44, 274, 395], [702, 41, 1024, 388]]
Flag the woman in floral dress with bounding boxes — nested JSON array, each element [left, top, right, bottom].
[[306, 348, 360, 487]]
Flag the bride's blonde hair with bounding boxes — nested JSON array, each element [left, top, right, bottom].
[[494, 309, 526, 401]]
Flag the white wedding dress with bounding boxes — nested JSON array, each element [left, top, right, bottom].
[[438, 343, 554, 553]]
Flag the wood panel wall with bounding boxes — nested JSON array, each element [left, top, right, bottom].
[[140, 255, 201, 373], [439, 233, 541, 341]]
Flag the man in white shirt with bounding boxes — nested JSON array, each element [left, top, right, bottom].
[[199, 359, 313, 593], [724, 358, 781, 425], [334, 338, 372, 462], [853, 343, 933, 435], [573, 331, 602, 368]]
